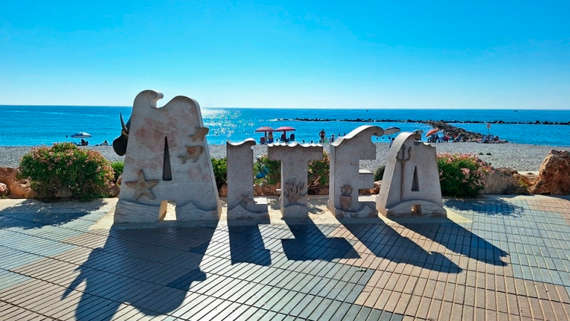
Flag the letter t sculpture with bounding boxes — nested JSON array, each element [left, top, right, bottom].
[[268, 143, 323, 218]]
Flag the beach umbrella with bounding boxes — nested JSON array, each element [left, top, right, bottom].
[[255, 126, 274, 132], [255, 126, 274, 142], [71, 132, 92, 138], [275, 126, 296, 132], [425, 128, 439, 137]]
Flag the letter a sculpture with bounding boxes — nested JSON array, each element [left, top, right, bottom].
[[114, 90, 221, 223], [376, 131, 446, 218]]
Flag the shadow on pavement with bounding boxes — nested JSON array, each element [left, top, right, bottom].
[[282, 217, 360, 261], [63, 224, 217, 321], [0, 199, 105, 229], [338, 216, 463, 273], [228, 213, 272, 266]]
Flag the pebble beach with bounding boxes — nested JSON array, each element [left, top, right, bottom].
[[1, 143, 568, 172]]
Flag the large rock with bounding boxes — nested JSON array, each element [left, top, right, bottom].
[[530, 150, 570, 195], [0, 167, 35, 198], [483, 168, 528, 194]]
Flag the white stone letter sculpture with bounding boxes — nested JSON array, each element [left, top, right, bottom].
[[376, 131, 446, 218], [227, 139, 268, 218], [327, 125, 387, 218], [268, 143, 323, 218], [115, 90, 221, 223]]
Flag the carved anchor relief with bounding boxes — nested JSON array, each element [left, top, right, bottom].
[[396, 145, 412, 201]]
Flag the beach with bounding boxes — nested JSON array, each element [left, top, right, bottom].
[[1, 143, 567, 171]]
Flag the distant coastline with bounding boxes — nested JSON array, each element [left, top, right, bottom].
[[284, 117, 570, 125]]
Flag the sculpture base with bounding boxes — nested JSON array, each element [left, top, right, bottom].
[[227, 198, 269, 220], [327, 200, 377, 219], [114, 199, 221, 224], [378, 199, 446, 218]]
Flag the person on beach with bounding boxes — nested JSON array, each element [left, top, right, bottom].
[[319, 129, 325, 143]]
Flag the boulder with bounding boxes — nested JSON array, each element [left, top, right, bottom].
[[0, 183, 8, 196], [483, 168, 528, 194], [0, 167, 35, 198], [530, 150, 570, 195]]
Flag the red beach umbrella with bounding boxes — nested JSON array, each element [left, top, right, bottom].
[[255, 126, 274, 132], [425, 128, 439, 137], [275, 126, 296, 132]]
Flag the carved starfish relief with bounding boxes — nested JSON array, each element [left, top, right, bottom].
[[178, 145, 204, 164], [190, 127, 209, 142], [124, 169, 159, 200]]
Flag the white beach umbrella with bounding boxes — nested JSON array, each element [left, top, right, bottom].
[[70, 132, 92, 138]]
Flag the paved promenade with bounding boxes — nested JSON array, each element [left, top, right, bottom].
[[0, 195, 569, 320]]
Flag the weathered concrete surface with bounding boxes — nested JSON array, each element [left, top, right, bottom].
[[115, 90, 220, 223], [376, 131, 446, 218], [327, 125, 384, 218], [227, 139, 268, 219], [268, 143, 323, 218]]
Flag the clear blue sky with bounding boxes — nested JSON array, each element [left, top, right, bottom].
[[0, 1, 568, 108]]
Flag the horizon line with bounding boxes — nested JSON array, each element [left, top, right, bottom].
[[0, 104, 569, 111]]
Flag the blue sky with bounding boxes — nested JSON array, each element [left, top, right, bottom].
[[0, 1, 568, 108]]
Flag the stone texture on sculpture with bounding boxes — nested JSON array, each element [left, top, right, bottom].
[[376, 131, 446, 218], [114, 90, 221, 223], [327, 125, 389, 218], [268, 143, 323, 218], [227, 139, 268, 218]]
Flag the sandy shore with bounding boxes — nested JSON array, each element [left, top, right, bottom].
[[0, 143, 567, 171]]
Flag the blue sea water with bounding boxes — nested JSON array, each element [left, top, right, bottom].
[[0, 106, 569, 146]]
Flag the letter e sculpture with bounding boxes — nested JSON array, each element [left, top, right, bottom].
[[328, 125, 390, 218]]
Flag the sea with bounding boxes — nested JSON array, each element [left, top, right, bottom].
[[0, 106, 569, 146]]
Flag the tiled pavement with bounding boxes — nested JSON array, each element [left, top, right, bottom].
[[0, 195, 569, 321]]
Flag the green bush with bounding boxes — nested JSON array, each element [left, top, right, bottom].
[[19, 143, 115, 200], [211, 158, 227, 189], [437, 153, 490, 197], [111, 161, 124, 183], [254, 156, 281, 185], [374, 165, 385, 181], [308, 152, 329, 187]]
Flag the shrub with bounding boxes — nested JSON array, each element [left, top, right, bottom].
[[437, 153, 491, 197], [308, 152, 329, 187], [211, 158, 227, 190], [19, 143, 114, 200], [254, 156, 281, 185], [111, 161, 124, 183], [374, 165, 385, 181]]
